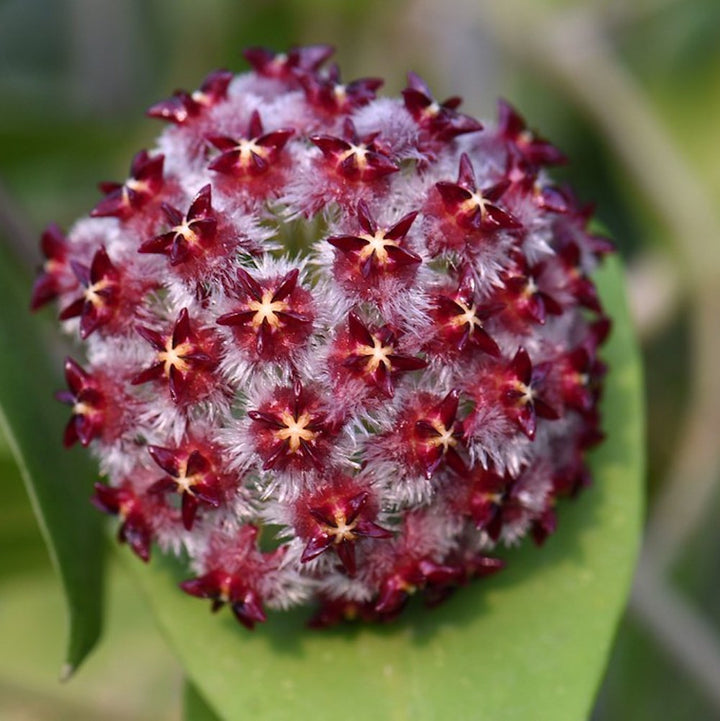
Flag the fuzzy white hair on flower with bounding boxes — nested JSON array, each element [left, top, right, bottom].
[[34, 44, 613, 629]]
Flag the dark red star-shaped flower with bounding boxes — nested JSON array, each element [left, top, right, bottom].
[[243, 44, 334, 83], [297, 479, 392, 575], [337, 312, 426, 398], [146, 444, 223, 530], [131, 307, 218, 404], [310, 118, 399, 182], [373, 509, 506, 618], [180, 568, 266, 629], [248, 381, 338, 472], [499, 254, 563, 326], [435, 154, 522, 233], [428, 267, 502, 358], [375, 556, 465, 617], [503, 151, 571, 214], [554, 344, 607, 414], [300, 63, 383, 115], [423, 550, 507, 608], [147, 69, 233, 124], [92, 483, 155, 562], [412, 389, 468, 478], [180, 524, 284, 629], [497, 99, 567, 167], [464, 464, 511, 541], [554, 196, 615, 259], [30, 224, 76, 310], [91, 150, 164, 220], [501, 347, 559, 439], [555, 241, 602, 312], [138, 184, 217, 266], [402, 72, 483, 143], [307, 596, 379, 628], [58, 247, 121, 338], [56, 358, 106, 448], [217, 267, 313, 361], [328, 200, 421, 280], [207, 110, 295, 178]]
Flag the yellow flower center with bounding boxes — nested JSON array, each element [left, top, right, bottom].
[[274, 411, 317, 453], [357, 231, 399, 265], [427, 420, 456, 451], [356, 335, 394, 374], [158, 340, 192, 376], [247, 290, 288, 329]]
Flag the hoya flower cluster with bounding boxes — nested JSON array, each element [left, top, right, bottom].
[[33, 46, 612, 629]]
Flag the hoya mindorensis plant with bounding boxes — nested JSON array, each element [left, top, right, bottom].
[[32, 45, 612, 629]]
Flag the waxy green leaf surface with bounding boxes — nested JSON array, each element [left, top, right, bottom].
[[183, 682, 222, 721], [0, 242, 105, 677], [126, 255, 644, 721]]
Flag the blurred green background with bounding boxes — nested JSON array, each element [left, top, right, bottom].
[[1, 0, 719, 718]]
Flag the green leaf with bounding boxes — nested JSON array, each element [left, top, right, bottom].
[[0, 241, 105, 677], [0, 565, 181, 721], [183, 682, 222, 721], [124, 254, 644, 721], [0, 454, 51, 579]]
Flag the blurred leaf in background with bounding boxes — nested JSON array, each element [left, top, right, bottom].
[[0, 241, 104, 677]]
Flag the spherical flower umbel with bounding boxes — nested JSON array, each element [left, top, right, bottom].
[[34, 45, 613, 628]]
